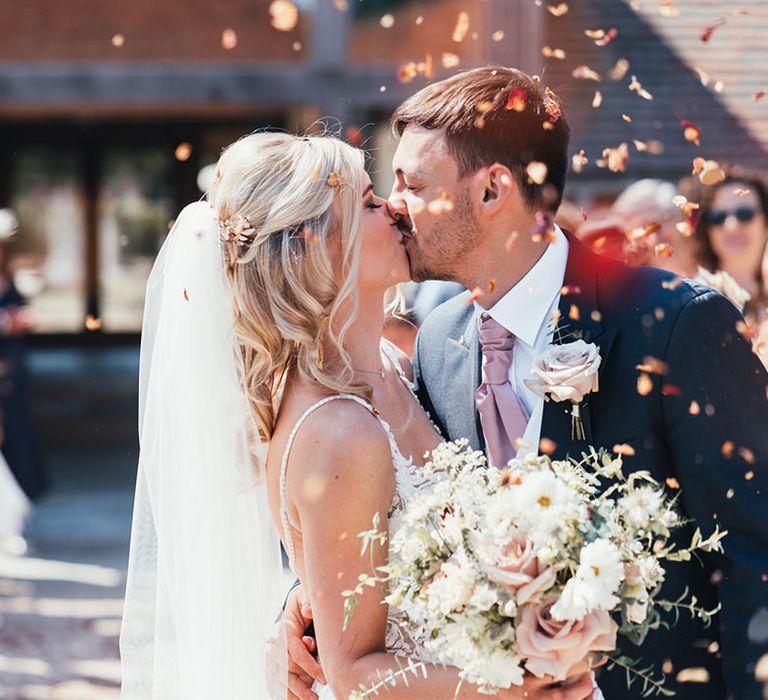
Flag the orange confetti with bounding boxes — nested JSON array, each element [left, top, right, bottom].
[[111, 34, 125, 48], [505, 231, 519, 252], [676, 668, 710, 684], [745, 470, 755, 480], [661, 384, 682, 396], [629, 75, 653, 100], [692, 158, 726, 185], [666, 477, 680, 489], [700, 18, 726, 43], [609, 58, 630, 81], [738, 447, 756, 464], [183, 289, 190, 301], [568, 304, 580, 321], [572, 65, 602, 82], [85, 315, 102, 331], [379, 13, 394, 28], [637, 373, 653, 396], [754, 90, 765, 102], [681, 120, 701, 146], [655, 243, 673, 258], [539, 437, 558, 455], [269, 0, 299, 31], [571, 149, 589, 173], [441, 52, 460, 68], [721, 441, 734, 457], [221, 28, 238, 49], [726, 488, 735, 499], [526, 161, 548, 185], [689, 400, 701, 415], [659, 1, 680, 18], [546, 3, 569, 17], [592, 91, 603, 108], [542, 46, 566, 60], [505, 87, 528, 112], [427, 190, 454, 215], [612, 443, 636, 457], [492, 30, 505, 42], [452, 11, 470, 42], [597, 143, 630, 173], [560, 285, 582, 296]]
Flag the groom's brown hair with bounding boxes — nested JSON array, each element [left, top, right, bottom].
[[391, 66, 570, 213]]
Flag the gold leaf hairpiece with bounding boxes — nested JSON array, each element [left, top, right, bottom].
[[326, 171, 345, 189], [219, 215, 256, 246]]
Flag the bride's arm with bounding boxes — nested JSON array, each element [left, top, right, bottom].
[[288, 403, 592, 700]]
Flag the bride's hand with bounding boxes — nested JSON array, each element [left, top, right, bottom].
[[282, 584, 327, 699]]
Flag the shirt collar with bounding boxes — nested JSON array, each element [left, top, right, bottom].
[[474, 225, 569, 346]]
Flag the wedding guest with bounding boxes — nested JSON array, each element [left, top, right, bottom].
[[0, 208, 46, 499], [688, 169, 768, 322], [612, 178, 699, 278]]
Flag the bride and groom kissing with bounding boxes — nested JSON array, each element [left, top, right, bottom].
[[120, 66, 768, 700]]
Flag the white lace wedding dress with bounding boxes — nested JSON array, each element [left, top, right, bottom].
[[278, 343, 440, 699]]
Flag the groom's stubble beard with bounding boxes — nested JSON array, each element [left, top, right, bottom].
[[407, 187, 482, 283]]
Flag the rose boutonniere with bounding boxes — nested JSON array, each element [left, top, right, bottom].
[[524, 340, 601, 440]]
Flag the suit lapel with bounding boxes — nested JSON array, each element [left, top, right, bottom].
[[443, 313, 484, 452], [540, 235, 617, 460]]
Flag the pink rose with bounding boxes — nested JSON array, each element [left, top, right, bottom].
[[515, 598, 617, 681], [477, 538, 556, 605], [525, 340, 601, 403]]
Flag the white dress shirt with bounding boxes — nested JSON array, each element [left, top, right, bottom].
[[474, 226, 569, 458]]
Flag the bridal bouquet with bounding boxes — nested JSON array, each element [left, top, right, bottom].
[[343, 440, 726, 698]]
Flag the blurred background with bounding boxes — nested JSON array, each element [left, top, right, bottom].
[[0, 0, 767, 697]]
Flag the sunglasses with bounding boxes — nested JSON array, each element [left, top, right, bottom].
[[707, 206, 756, 226]]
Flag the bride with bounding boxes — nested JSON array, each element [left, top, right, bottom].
[[119, 131, 596, 700]]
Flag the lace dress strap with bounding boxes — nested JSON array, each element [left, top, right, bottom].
[[279, 393, 376, 571], [380, 339, 415, 392]]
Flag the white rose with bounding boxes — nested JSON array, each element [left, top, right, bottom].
[[525, 339, 601, 403]]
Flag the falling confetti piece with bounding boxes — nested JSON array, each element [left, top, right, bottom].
[[637, 373, 653, 396], [700, 18, 727, 43], [628, 75, 653, 100], [746, 470, 755, 480], [734, 188, 751, 196], [345, 126, 363, 147], [427, 191, 454, 214], [221, 28, 238, 49], [726, 488, 734, 499], [85, 315, 102, 331], [441, 52, 460, 68], [662, 384, 682, 396], [539, 437, 557, 454], [111, 34, 125, 47], [542, 46, 566, 59], [721, 441, 734, 457], [513, 437, 531, 451], [666, 477, 680, 488], [612, 443, 636, 456], [546, 3, 569, 17], [526, 161, 548, 185], [692, 158, 726, 185], [681, 120, 701, 146], [183, 289, 189, 301], [467, 286, 484, 304], [597, 143, 630, 173], [592, 91, 603, 108], [655, 243, 673, 258], [662, 659, 675, 674], [560, 285, 582, 296], [676, 668, 710, 684], [543, 87, 562, 123], [628, 222, 661, 240], [572, 65, 602, 82], [622, 114, 632, 122], [756, 653, 768, 682], [572, 149, 589, 173], [659, 1, 680, 18], [569, 304, 580, 321], [754, 91, 766, 102], [269, 0, 299, 31], [609, 58, 630, 81], [505, 87, 528, 112], [505, 231, 519, 251], [452, 12, 470, 42], [738, 446, 756, 464], [380, 13, 394, 28], [175, 143, 192, 161], [492, 30, 505, 41], [662, 277, 683, 291], [292, 41, 302, 51], [689, 400, 701, 415]]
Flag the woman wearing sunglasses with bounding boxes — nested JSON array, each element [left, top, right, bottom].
[[692, 169, 768, 322]]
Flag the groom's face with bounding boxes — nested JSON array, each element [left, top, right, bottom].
[[389, 125, 482, 282]]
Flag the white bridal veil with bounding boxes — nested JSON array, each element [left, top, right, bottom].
[[120, 202, 287, 699]]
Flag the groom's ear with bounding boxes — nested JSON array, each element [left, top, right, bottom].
[[476, 164, 516, 214]]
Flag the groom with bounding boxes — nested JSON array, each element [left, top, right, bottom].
[[286, 67, 768, 699]]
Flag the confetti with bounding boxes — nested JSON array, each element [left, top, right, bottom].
[[746, 470, 754, 480], [681, 120, 701, 146], [738, 446, 756, 464], [505, 87, 528, 112], [662, 659, 675, 674], [585, 27, 618, 46], [539, 437, 558, 454], [597, 143, 630, 173], [622, 114, 632, 123], [380, 13, 394, 28], [754, 91, 766, 102], [570, 150, 588, 176], [700, 18, 727, 43], [441, 52, 460, 68], [542, 46, 566, 59], [513, 437, 531, 451], [592, 91, 603, 108], [183, 289, 189, 301], [492, 30, 505, 42], [415, 15, 424, 25], [734, 188, 751, 196], [726, 488, 734, 499], [221, 28, 238, 49], [662, 278, 684, 291], [560, 285, 582, 296], [333, 0, 348, 9], [676, 668, 710, 684], [628, 222, 661, 240], [666, 477, 680, 489], [174, 143, 192, 161], [546, 3, 569, 17], [662, 384, 682, 396], [609, 58, 630, 81], [692, 158, 725, 185], [269, 0, 299, 31], [569, 304, 580, 321], [572, 65, 602, 82], [526, 161, 548, 185], [658, 1, 679, 18], [505, 231, 519, 251], [543, 87, 562, 122], [467, 286, 484, 304], [721, 440, 734, 457], [628, 75, 653, 100], [637, 373, 653, 396], [689, 400, 701, 415], [655, 243, 673, 258], [111, 34, 125, 47], [612, 443, 636, 456], [636, 356, 668, 375], [452, 11, 470, 42], [85, 315, 102, 331], [756, 653, 768, 682], [427, 190, 454, 214]]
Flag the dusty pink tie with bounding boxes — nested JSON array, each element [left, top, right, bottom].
[[476, 314, 529, 467]]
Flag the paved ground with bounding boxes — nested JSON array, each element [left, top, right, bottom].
[[0, 348, 137, 699]]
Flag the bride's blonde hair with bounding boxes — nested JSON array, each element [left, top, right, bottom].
[[208, 131, 370, 441]]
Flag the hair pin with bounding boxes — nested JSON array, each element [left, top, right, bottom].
[[326, 171, 345, 189], [219, 215, 256, 246]]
